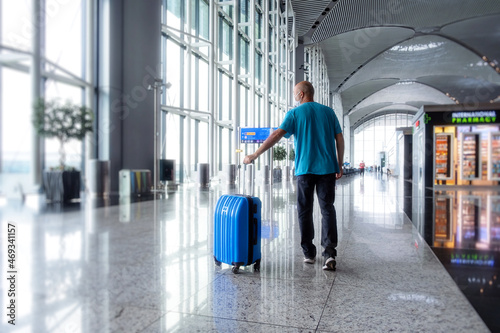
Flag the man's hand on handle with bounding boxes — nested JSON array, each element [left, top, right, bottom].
[[243, 154, 256, 164]]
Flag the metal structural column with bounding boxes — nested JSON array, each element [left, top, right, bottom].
[[85, 0, 95, 167], [185, 0, 192, 181], [285, 1, 295, 172], [249, 0, 255, 128], [209, 0, 216, 177], [270, 0, 280, 176], [0, 1, 2, 173], [31, 0, 43, 188], [263, 0, 270, 170], [269, 0, 275, 132], [276, 2, 282, 128], [231, 0, 240, 166], [151, 79, 165, 192]]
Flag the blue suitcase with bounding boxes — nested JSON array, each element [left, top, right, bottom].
[[213, 194, 262, 273]]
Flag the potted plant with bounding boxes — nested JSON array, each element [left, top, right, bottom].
[[272, 145, 287, 182], [33, 98, 93, 202]]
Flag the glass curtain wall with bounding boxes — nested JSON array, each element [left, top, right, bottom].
[[304, 45, 330, 107], [162, 0, 295, 182], [0, 0, 91, 195], [353, 113, 414, 170]]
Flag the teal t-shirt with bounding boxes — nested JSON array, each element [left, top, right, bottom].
[[279, 102, 342, 176]]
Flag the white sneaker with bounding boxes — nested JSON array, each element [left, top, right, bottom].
[[322, 257, 336, 271], [303, 257, 315, 264]]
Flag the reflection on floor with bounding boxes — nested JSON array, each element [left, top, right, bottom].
[[416, 189, 500, 332], [0, 173, 491, 332]]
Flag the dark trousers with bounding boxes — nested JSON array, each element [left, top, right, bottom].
[[296, 173, 338, 259]]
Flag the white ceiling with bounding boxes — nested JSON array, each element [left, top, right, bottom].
[[291, 0, 500, 128]]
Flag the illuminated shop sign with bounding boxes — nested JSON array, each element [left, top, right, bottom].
[[450, 253, 494, 266], [451, 111, 497, 124]]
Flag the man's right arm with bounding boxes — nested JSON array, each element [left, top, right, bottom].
[[243, 128, 287, 164]]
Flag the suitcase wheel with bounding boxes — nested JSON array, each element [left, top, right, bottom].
[[254, 259, 261, 272], [232, 266, 240, 274], [214, 256, 222, 267]]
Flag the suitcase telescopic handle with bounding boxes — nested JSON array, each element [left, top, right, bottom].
[[253, 218, 258, 245]]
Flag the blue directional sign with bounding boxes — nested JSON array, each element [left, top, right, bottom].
[[241, 127, 278, 143]]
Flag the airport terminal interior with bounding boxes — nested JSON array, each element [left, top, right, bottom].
[[1, 1, 500, 332]]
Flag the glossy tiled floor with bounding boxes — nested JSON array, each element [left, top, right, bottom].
[[0, 173, 490, 332]]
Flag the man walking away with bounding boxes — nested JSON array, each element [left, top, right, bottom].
[[243, 81, 344, 271]]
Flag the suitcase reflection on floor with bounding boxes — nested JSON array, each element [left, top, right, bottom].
[[261, 219, 279, 240]]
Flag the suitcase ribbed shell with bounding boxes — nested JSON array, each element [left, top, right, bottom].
[[214, 194, 261, 268]]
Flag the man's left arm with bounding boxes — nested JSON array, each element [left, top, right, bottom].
[[335, 133, 344, 179]]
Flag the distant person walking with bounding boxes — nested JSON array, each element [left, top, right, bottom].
[[359, 161, 365, 176], [243, 81, 344, 271]]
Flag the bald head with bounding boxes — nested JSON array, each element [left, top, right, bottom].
[[294, 81, 315, 103]]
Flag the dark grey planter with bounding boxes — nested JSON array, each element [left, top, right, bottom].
[[273, 168, 282, 183], [43, 171, 81, 203]]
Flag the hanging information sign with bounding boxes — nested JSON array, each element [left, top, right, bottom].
[[241, 127, 278, 143]]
